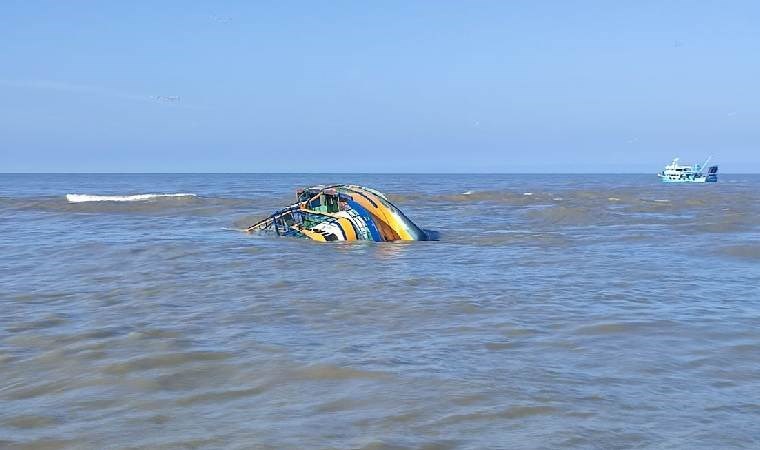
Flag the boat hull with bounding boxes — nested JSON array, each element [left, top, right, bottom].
[[247, 185, 428, 242], [659, 176, 715, 183]]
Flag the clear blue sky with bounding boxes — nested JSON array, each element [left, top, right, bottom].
[[1, 1, 758, 172]]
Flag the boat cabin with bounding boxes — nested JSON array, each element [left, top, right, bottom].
[[297, 187, 351, 213]]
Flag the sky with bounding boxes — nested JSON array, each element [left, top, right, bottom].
[[1, 1, 759, 172]]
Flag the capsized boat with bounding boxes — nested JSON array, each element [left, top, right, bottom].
[[247, 185, 428, 242], [657, 157, 718, 183]]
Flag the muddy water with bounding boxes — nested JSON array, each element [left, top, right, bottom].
[[1, 174, 759, 449]]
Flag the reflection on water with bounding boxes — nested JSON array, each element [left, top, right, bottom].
[[371, 241, 417, 260], [1, 173, 759, 449]]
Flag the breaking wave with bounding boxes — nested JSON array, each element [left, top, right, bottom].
[[66, 193, 197, 203]]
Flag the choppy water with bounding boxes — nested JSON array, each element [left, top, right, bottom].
[[1, 173, 759, 449]]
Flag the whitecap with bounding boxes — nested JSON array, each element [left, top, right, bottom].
[[66, 193, 196, 203], [523, 192, 533, 196]]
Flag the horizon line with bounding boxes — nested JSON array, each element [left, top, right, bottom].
[[2, 172, 760, 176]]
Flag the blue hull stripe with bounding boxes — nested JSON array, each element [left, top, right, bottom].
[[346, 200, 382, 241]]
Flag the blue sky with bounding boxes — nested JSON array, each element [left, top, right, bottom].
[[1, 1, 758, 172]]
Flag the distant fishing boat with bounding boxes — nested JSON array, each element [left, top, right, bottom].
[[657, 157, 718, 183]]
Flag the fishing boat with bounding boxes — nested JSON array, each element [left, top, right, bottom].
[[657, 157, 718, 183], [247, 185, 428, 242]]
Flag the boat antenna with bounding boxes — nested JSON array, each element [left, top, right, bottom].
[[702, 155, 712, 168]]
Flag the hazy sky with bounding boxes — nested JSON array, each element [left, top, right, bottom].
[[1, 1, 758, 172]]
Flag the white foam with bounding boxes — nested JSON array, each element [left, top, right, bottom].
[[523, 192, 533, 196], [608, 197, 620, 201], [66, 193, 196, 203], [461, 190, 473, 195]]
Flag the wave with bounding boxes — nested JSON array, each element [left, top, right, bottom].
[[66, 193, 197, 203], [0, 194, 256, 218], [716, 244, 760, 260]]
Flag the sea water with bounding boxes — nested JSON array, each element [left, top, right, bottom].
[[1, 173, 759, 449]]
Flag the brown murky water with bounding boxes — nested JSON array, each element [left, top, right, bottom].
[[1, 174, 759, 449]]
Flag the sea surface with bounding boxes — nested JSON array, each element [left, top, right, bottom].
[[1, 173, 759, 450]]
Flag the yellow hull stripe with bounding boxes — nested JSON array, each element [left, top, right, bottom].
[[337, 218, 357, 241], [296, 226, 328, 242], [349, 191, 413, 240]]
